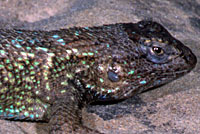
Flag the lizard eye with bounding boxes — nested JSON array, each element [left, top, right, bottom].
[[152, 46, 164, 55], [108, 70, 119, 82]]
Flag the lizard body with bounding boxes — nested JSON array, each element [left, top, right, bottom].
[[0, 21, 197, 133]]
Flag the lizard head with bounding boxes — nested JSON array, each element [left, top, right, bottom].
[[79, 21, 197, 101]]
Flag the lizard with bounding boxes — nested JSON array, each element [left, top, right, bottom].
[[0, 20, 197, 134]]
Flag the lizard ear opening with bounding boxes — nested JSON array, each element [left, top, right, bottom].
[[107, 70, 119, 82]]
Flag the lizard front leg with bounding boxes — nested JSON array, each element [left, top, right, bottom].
[[46, 89, 102, 134]]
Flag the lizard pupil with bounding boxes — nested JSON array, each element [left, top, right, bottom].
[[152, 46, 163, 55], [108, 71, 119, 82]]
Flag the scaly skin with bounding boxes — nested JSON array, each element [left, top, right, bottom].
[[0, 21, 197, 133]]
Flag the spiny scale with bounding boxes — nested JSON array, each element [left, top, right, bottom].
[[0, 26, 103, 120], [0, 21, 197, 133]]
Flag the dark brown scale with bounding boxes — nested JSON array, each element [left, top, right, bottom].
[[0, 21, 197, 133]]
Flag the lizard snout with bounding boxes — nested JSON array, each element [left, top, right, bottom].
[[181, 45, 197, 70]]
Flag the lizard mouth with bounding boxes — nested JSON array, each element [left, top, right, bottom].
[[157, 44, 197, 80], [117, 67, 193, 100]]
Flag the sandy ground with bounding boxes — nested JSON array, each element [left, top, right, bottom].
[[0, 0, 199, 134]]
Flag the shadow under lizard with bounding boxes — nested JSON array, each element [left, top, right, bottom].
[[0, 21, 197, 133]]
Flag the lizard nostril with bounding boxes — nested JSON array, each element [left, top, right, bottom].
[[181, 46, 197, 69], [186, 53, 197, 67]]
